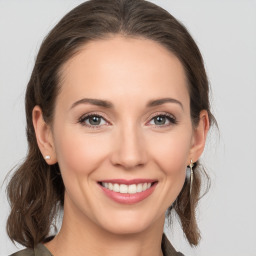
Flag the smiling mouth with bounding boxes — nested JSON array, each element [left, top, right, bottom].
[[98, 179, 158, 204], [98, 181, 157, 194], [99, 181, 157, 194]]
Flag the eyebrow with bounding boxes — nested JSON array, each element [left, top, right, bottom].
[[70, 98, 114, 110], [70, 97, 183, 110], [146, 98, 183, 110]]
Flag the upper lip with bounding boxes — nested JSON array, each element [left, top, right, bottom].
[[98, 179, 157, 185]]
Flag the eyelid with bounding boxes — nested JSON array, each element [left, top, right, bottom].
[[146, 111, 177, 127], [78, 112, 111, 128], [77, 111, 177, 129]]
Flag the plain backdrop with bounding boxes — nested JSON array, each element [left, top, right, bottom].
[[0, 0, 256, 255]]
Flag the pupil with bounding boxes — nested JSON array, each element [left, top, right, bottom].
[[155, 116, 166, 125], [89, 116, 100, 125]]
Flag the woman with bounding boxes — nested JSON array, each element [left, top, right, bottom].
[[7, 0, 215, 255]]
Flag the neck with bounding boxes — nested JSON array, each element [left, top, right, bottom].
[[45, 198, 165, 256]]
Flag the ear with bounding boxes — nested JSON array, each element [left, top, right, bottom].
[[188, 110, 210, 164], [32, 105, 57, 165]]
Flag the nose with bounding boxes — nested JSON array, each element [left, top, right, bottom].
[[110, 124, 148, 170]]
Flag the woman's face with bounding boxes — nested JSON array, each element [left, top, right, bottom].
[[45, 36, 205, 235]]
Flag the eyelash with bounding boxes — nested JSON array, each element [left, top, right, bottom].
[[78, 113, 109, 129], [148, 112, 177, 127], [78, 112, 177, 129]]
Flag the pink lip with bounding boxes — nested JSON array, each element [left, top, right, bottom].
[[98, 179, 158, 205]]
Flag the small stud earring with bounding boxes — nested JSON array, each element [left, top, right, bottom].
[[189, 160, 194, 195], [45, 155, 51, 160]]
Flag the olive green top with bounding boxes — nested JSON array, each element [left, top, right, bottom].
[[10, 234, 184, 256]]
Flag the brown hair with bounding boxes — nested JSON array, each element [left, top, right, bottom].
[[6, 0, 216, 248]]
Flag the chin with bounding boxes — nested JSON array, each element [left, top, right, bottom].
[[100, 221, 151, 236], [94, 209, 164, 236]]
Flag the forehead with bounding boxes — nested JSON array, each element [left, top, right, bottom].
[[57, 36, 189, 109]]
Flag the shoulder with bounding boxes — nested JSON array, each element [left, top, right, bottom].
[[9, 248, 34, 256], [10, 237, 182, 256], [162, 233, 185, 256], [9, 244, 52, 256]]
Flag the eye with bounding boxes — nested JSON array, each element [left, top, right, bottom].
[[148, 113, 177, 127], [79, 114, 108, 128]]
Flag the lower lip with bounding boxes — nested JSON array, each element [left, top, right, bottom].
[[99, 182, 157, 205]]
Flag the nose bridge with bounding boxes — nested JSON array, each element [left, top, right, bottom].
[[111, 121, 147, 169]]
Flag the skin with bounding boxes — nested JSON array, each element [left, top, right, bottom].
[[33, 36, 209, 256]]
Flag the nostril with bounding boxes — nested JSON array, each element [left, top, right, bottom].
[[109, 137, 148, 169]]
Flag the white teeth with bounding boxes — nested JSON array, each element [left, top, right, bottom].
[[108, 183, 113, 190], [136, 183, 142, 192], [102, 182, 108, 189], [120, 184, 128, 193], [113, 184, 120, 192], [128, 184, 137, 194], [142, 183, 148, 191], [101, 182, 154, 194]]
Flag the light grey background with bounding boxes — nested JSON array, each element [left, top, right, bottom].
[[0, 1, 256, 255]]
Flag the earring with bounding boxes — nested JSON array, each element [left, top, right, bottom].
[[189, 160, 194, 195], [45, 155, 51, 160]]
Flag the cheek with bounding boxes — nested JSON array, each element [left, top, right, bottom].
[[147, 129, 192, 177], [145, 129, 192, 209], [54, 128, 110, 176]]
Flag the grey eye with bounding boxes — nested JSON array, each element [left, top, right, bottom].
[[80, 114, 107, 127], [88, 116, 102, 125], [148, 114, 177, 126], [153, 116, 167, 125]]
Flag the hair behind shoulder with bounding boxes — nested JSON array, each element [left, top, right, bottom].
[[6, 0, 215, 248]]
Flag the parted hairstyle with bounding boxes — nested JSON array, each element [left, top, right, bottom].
[[6, 0, 216, 249]]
